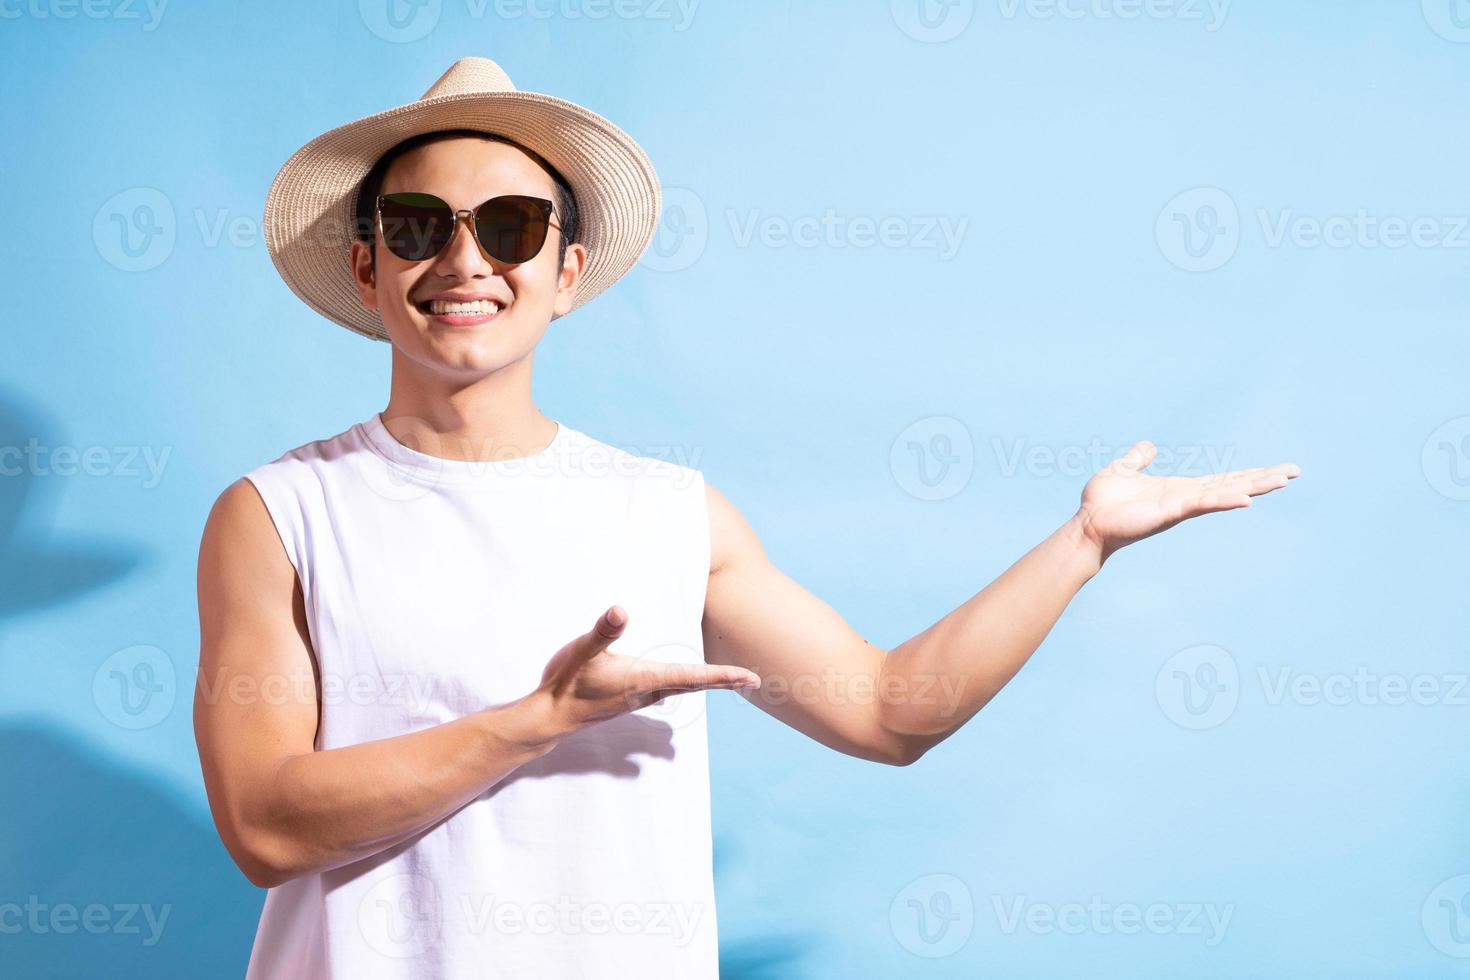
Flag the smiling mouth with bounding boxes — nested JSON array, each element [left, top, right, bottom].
[[417, 298, 505, 324]]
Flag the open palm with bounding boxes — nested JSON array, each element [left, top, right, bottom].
[[1077, 441, 1300, 562]]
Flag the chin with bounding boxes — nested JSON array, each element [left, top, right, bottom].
[[398, 322, 529, 371]]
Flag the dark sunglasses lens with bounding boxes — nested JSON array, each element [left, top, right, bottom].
[[378, 193, 453, 261], [474, 196, 551, 264]]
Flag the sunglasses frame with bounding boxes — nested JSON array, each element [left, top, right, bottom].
[[374, 192, 562, 265]]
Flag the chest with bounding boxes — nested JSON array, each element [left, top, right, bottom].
[[299, 475, 709, 734]]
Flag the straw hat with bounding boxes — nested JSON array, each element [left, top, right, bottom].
[[262, 56, 661, 341]]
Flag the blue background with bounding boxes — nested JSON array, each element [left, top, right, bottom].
[[2, 0, 1468, 976]]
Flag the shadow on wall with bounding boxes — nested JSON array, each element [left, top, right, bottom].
[[0, 394, 263, 976], [0, 396, 141, 625], [0, 722, 263, 978]]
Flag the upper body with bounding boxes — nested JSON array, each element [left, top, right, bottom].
[[223, 410, 726, 978], [195, 125, 1298, 977]]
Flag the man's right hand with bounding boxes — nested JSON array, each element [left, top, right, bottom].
[[533, 605, 761, 738]]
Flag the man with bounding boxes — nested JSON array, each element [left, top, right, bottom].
[[193, 57, 1299, 979]]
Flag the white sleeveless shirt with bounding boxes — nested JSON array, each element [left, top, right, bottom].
[[239, 412, 719, 979]]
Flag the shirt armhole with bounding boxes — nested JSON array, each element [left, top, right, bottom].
[[242, 467, 310, 604]]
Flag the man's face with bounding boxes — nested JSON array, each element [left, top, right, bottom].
[[349, 137, 586, 375]]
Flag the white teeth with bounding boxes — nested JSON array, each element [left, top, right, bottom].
[[427, 299, 502, 315]]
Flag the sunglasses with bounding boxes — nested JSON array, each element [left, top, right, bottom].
[[374, 192, 561, 264]]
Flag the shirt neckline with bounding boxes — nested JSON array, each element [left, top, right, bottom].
[[358, 411, 574, 485]]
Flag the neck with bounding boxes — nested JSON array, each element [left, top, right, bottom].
[[380, 346, 556, 463]]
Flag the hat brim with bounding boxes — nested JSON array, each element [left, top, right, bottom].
[[263, 90, 660, 341]]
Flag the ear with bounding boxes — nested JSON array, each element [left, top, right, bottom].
[[349, 240, 378, 311], [551, 242, 589, 318]]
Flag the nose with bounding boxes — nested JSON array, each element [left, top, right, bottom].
[[431, 210, 504, 280]]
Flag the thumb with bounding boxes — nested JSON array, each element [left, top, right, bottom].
[[1117, 440, 1157, 472], [575, 604, 627, 661]]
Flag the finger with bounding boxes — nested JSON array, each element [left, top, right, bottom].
[[1186, 489, 1253, 516], [631, 661, 761, 694], [1117, 440, 1157, 472], [1215, 462, 1301, 483], [597, 604, 627, 638], [569, 605, 628, 665], [1214, 465, 1272, 484], [641, 679, 759, 707], [651, 663, 761, 691], [1246, 473, 1294, 496], [1211, 468, 1296, 497]]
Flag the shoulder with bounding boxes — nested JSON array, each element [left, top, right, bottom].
[[200, 417, 361, 565], [203, 477, 258, 536], [198, 477, 296, 598], [704, 478, 766, 576], [202, 476, 288, 557]]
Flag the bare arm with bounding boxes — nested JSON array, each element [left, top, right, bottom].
[[874, 513, 1101, 751], [703, 441, 1300, 766], [195, 479, 757, 888], [700, 483, 899, 765]]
